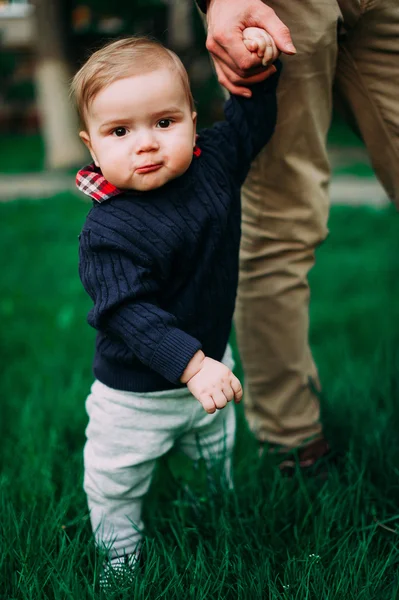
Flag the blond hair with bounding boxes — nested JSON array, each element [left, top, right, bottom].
[[71, 37, 195, 129]]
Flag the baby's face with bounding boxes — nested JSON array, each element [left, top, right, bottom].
[[80, 67, 197, 192]]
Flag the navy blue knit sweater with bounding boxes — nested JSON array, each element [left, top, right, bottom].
[[77, 64, 280, 392]]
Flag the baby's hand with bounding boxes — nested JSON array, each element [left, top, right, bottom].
[[185, 356, 243, 414], [243, 27, 280, 66]]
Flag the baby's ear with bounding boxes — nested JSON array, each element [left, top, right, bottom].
[[79, 131, 99, 166]]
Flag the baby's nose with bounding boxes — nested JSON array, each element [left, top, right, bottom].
[[135, 130, 159, 153]]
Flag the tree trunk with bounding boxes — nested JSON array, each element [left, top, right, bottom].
[[32, 0, 87, 169]]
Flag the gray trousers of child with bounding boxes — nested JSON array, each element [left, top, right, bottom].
[[83, 349, 236, 559]]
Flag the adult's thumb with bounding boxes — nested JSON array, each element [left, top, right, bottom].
[[262, 9, 296, 54]]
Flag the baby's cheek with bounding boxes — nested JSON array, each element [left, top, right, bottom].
[[172, 142, 193, 171], [102, 162, 127, 188]]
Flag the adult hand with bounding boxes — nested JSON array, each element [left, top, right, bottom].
[[206, 0, 295, 97]]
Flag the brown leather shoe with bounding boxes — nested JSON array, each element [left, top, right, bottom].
[[260, 437, 335, 479]]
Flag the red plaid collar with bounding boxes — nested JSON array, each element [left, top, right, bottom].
[[75, 163, 122, 203], [76, 146, 202, 203]]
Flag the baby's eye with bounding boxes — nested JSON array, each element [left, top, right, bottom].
[[156, 119, 172, 129], [112, 127, 127, 137]]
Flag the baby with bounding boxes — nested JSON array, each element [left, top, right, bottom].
[[71, 29, 280, 583]]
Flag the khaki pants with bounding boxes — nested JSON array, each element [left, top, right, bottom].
[[234, 0, 399, 447]]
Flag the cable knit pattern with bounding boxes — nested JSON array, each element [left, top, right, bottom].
[[78, 65, 281, 392]]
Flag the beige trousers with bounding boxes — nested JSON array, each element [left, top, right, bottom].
[[235, 0, 399, 447]]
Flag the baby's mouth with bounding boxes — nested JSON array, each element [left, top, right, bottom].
[[135, 163, 162, 174]]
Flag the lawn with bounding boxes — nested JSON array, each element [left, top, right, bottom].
[[1, 193, 399, 599]]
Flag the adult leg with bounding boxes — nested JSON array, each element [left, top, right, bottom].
[[235, 0, 341, 448], [335, 0, 399, 205], [84, 380, 190, 559]]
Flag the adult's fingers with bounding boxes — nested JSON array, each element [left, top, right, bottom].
[[213, 61, 250, 96], [214, 60, 277, 97], [253, 6, 295, 54], [217, 55, 277, 86]]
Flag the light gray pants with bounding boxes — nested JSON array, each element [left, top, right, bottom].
[[83, 349, 236, 559]]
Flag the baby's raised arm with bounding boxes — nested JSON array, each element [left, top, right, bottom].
[[243, 27, 280, 66]]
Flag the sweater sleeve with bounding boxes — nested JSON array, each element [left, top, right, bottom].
[[79, 230, 202, 384], [199, 60, 282, 186]]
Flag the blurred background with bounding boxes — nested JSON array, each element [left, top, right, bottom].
[[0, 0, 224, 180], [0, 0, 392, 204]]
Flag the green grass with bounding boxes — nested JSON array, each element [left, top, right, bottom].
[[1, 194, 399, 598], [0, 134, 45, 173], [327, 113, 364, 148], [331, 163, 375, 178]]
